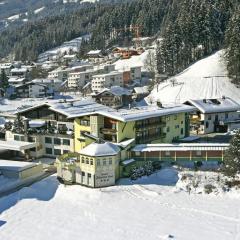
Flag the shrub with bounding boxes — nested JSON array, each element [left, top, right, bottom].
[[204, 184, 216, 194], [225, 180, 240, 188], [152, 161, 162, 170], [194, 161, 203, 168]]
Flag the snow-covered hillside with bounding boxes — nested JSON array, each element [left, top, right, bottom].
[[1, 169, 240, 240], [114, 50, 150, 71], [147, 50, 240, 104], [37, 35, 90, 62]]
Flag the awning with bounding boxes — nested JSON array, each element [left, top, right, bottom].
[[0, 140, 36, 151]]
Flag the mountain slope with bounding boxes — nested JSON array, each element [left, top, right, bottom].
[[147, 50, 240, 104]]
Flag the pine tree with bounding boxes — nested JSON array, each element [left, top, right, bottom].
[[0, 69, 9, 90], [225, 6, 240, 85], [223, 130, 240, 177]]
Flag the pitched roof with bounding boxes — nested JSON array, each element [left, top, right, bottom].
[[96, 86, 132, 97], [186, 97, 240, 113], [79, 142, 120, 157], [16, 99, 196, 122]]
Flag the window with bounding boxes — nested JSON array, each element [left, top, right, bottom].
[[90, 159, 93, 165], [175, 125, 179, 129], [208, 115, 212, 120], [181, 128, 184, 135], [80, 119, 90, 126], [20, 136, 24, 141], [109, 159, 112, 165], [167, 127, 170, 132], [225, 113, 229, 119], [81, 157, 85, 163], [54, 138, 61, 145], [196, 151, 201, 156], [206, 121, 209, 129], [103, 159, 107, 166], [165, 151, 170, 156], [63, 139, 70, 146], [46, 148, 53, 155], [86, 158, 89, 164], [82, 171, 85, 176], [174, 115, 178, 120], [87, 173, 91, 178], [135, 152, 140, 156], [28, 137, 35, 143], [45, 137, 52, 144], [14, 135, 20, 141], [54, 149, 61, 156], [97, 159, 100, 166]]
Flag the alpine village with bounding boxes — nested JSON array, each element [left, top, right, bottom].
[[0, 1, 240, 239]]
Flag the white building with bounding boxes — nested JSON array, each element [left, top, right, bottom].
[[15, 83, 48, 98], [130, 66, 141, 80], [92, 72, 123, 92], [68, 69, 96, 89], [10, 68, 29, 78], [32, 78, 62, 92], [185, 97, 240, 134], [48, 67, 69, 81]]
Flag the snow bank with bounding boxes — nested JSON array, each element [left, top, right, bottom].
[[147, 50, 240, 104]]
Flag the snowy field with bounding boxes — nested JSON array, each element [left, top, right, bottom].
[[1, 168, 240, 240], [147, 50, 240, 104]]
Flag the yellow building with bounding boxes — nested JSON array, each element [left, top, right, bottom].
[[56, 141, 120, 187], [74, 105, 193, 153]]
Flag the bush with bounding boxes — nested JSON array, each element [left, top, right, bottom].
[[204, 184, 216, 194], [194, 161, 203, 168], [225, 180, 240, 188], [152, 161, 162, 170]]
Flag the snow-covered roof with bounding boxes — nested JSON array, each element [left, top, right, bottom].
[[132, 143, 229, 152], [16, 99, 195, 122], [133, 86, 149, 94], [10, 68, 28, 73], [87, 50, 102, 55], [186, 97, 240, 113], [0, 160, 37, 172], [121, 159, 136, 166], [96, 86, 132, 96], [79, 142, 120, 157], [8, 77, 25, 83], [115, 138, 135, 148], [0, 140, 37, 151]]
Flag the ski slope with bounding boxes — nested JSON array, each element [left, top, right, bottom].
[[0, 169, 240, 240], [147, 50, 240, 104]]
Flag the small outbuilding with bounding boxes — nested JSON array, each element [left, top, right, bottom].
[[0, 160, 43, 180]]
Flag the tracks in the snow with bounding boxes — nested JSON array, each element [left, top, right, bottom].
[[123, 185, 239, 223]]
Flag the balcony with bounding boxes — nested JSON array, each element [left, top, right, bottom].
[[136, 132, 167, 144], [100, 128, 117, 135]]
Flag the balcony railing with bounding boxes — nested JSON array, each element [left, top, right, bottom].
[[100, 128, 117, 135], [136, 132, 167, 144]]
